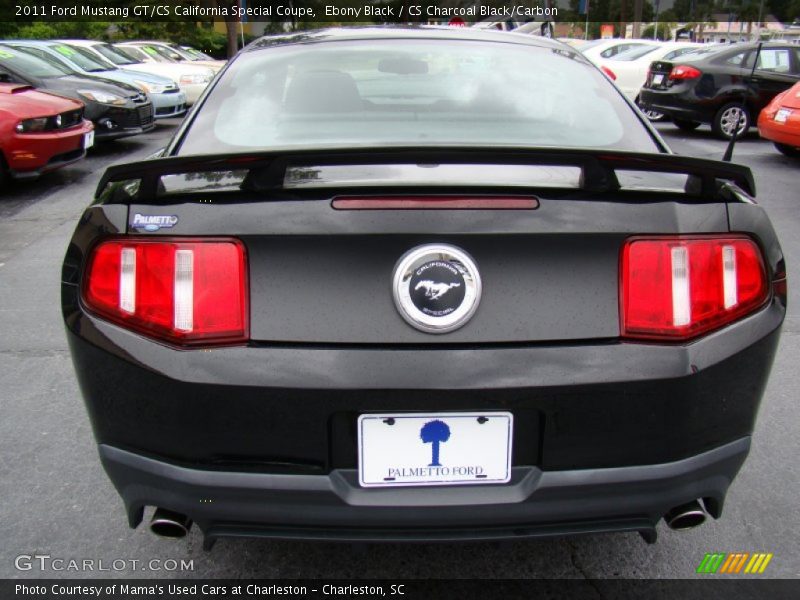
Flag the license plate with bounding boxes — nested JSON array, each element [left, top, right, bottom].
[[775, 108, 791, 123], [652, 73, 665, 85], [358, 412, 513, 487], [83, 130, 95, 149]]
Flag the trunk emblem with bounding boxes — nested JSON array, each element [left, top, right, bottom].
[[393, 244, 481, 334]]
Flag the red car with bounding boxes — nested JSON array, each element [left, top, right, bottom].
[[758, 80, 800, 157], [0, 83, 94, 184]]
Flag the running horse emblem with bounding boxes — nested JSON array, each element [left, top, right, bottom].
[[414, 280, 461, 300]]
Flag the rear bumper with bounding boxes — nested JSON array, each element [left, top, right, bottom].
[[64, 297, 783, 541], [100, 437, 750, 542], [758, 114, 800, 148], [639, 88, 715, 123]]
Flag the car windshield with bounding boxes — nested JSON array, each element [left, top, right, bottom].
[[122, 45, 170, 63], [95, 43, 139, 66], [183, 47, 214, 60], [145, 44, 184, 62], [610, 45, 659, 61], [177, 39, 658, 155], [578, 39, 608, 52], [0, 45, 72, 78], [48, 43, 111, 72]]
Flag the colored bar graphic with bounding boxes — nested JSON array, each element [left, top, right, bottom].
[[700, 552, 773, 574], [697, 553, 726, 574]]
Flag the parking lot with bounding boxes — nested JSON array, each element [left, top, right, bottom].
[[0, 118, 798, 580]]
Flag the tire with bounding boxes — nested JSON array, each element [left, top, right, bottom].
[[0, 154, 8, 188], [712, 103, 750, 140], [774, 142, 800, 157], [635, 96, 665, 122], [673, 118, 701, 131]]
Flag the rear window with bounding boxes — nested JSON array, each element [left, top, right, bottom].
[[177, 39, 658, 155]]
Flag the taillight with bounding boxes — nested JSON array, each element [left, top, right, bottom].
[[621, 236, 768, 340], [600, 65, 617, 80], [669, 65, 702, 80], [83, 238, 248, 346]]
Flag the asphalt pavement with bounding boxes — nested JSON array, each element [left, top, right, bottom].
[[0, 120, 798, 580]]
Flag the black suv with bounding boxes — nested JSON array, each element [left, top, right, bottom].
[[640, 42, 800, 139]]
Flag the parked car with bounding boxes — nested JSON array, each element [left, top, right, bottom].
[[0, 44, 154, 140], [180, 46, 217, 61], [580, 38, 657, 63], [597, 42, 704, 120], [757, 80, 800, 156], [639, 42, 800, 139], [111, 43, 214, 104], [0, 82, 93, 184], [3, 40, 186, 120], [63, 27, 785, 548], [117, 41, 224, 73]]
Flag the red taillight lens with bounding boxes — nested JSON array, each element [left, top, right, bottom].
[[621, 236, 768, 340], [669, 65, 702, 80], [600, 65, 617, 80], [83, 238, 248, 346]]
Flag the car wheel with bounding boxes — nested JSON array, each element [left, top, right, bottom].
[[635, 97, 665, 121], [774, 142, 800, 157], [713, 103, 750, 140], [0, 155, 8, 188], [673, 119, 701, 131]]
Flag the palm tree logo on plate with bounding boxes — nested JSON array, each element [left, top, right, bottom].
[[420, 420, 451, 467]]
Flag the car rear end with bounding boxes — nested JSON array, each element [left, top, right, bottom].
[[639, 57, 714, 123], [758, 82, 800, 152], [62, 30, 786, 547]]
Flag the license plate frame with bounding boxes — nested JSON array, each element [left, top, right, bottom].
[[357, 412, 513, 488]]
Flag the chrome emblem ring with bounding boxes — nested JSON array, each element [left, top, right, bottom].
[[392, 244, 482, 334]]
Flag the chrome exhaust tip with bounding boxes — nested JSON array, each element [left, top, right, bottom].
[[150, 508, 192, 538], [664, 500, 707, 531]]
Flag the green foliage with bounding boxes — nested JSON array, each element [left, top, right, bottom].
[[642, 22, 675, 39]]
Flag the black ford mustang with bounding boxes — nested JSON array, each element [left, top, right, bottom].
[[62, 28, 786, 548]]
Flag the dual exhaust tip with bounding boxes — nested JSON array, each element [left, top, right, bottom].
[[147, 500, 708, 541], [150, 508, 192, 538], [664, 500, 707, 531]]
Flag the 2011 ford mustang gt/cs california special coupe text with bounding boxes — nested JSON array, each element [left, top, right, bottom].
[[62, 28, 786, 548]]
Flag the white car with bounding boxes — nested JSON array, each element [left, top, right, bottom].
[[598, 42, 705, 120], [113, 43, 215, 105], [121, 41, 225, 73], [61, 40, 214, 106], [580, 38, 659, 64]]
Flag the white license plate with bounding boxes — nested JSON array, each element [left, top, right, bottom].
[[775, 108, 792, 123], [358, 412, 513, 488], [83, 130, 95, 149], [652, 73, 665, 85]]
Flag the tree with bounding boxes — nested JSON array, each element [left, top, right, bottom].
[[212, 0, 240, 58], [642, 22, 677, 39], [420, 420, 451, 467]]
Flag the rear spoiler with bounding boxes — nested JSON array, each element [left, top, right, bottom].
[[97, 147, 756, 201]]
